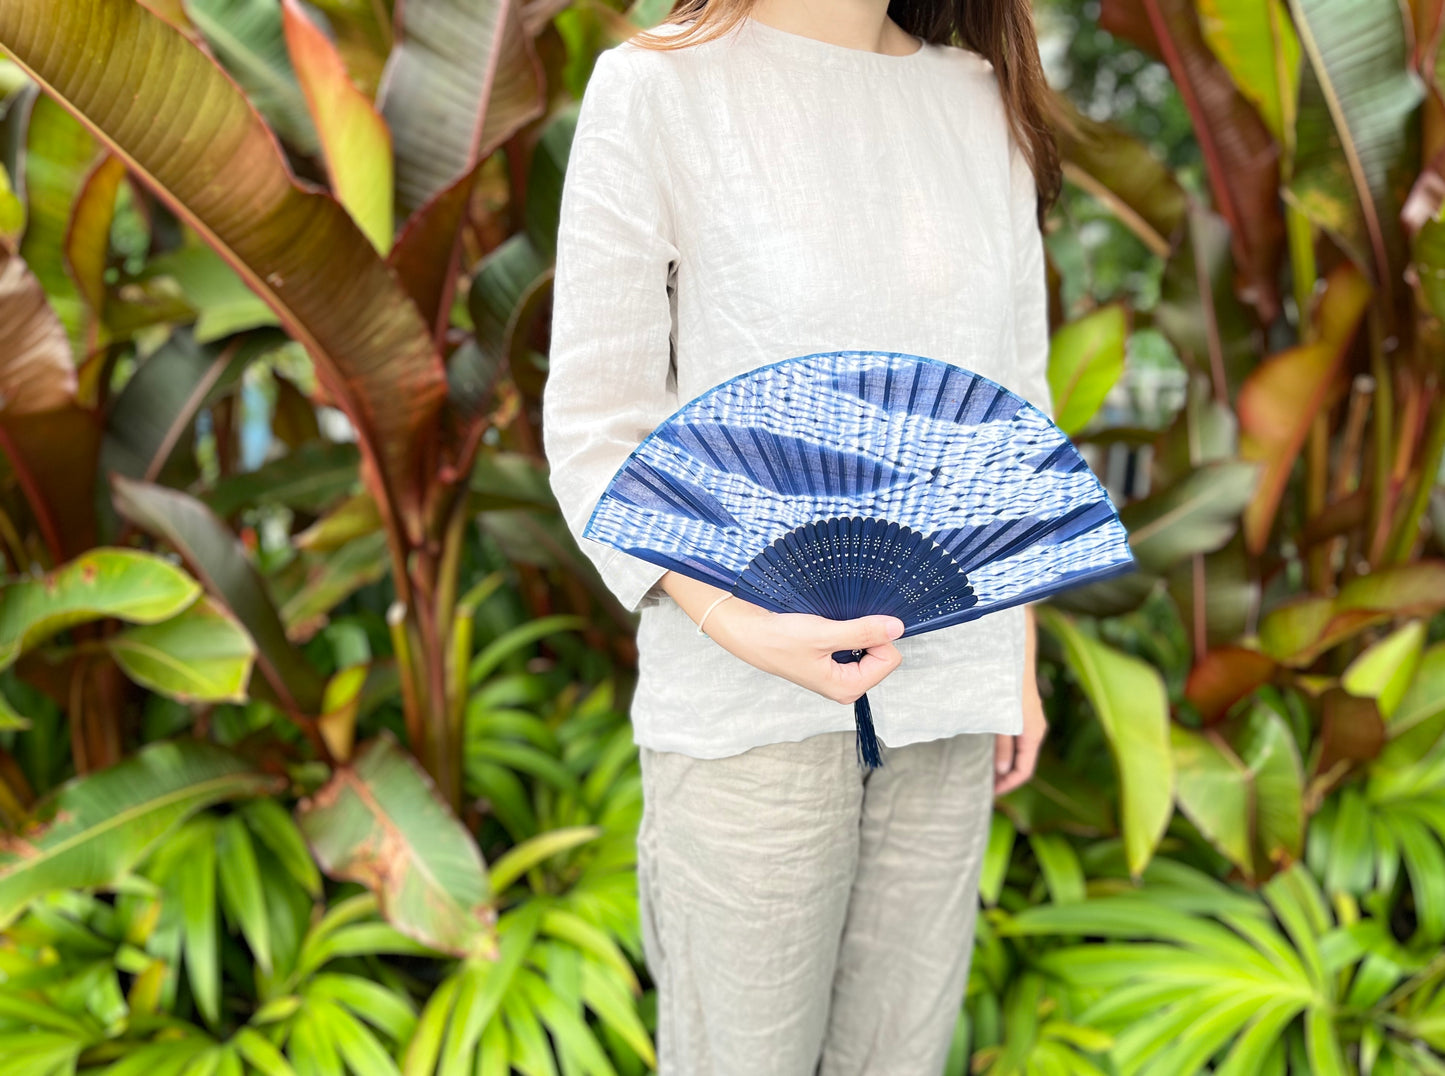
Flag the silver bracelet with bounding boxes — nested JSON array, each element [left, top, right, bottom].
[[696, 593, 734, 637]]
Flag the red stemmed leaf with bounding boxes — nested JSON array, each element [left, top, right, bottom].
[[0, 0, 448, 543]]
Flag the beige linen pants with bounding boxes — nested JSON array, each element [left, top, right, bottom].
[[636, 728, 996, 1076]]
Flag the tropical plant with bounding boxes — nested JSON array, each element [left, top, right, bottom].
[[0, 0, 1442, 1072]]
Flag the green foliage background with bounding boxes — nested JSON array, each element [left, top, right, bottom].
[[0, 0, 1443, 1073]]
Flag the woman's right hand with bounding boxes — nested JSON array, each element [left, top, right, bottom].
[[659, 572, 905, 705]]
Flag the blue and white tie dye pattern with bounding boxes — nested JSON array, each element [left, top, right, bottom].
[[584, 349, 1137, 636]]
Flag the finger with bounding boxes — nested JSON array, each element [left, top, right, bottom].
[[824, 614, 905, 652], [1012, 732, 1043, 782], [826, 642, 901, 695], [994, 734, 1015, 778]]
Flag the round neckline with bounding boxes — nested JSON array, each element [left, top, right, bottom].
[[738, 15, 928, 67]]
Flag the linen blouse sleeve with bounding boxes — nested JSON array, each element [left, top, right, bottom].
[[1008, 134, 1055, 419], [542, 47, 678, 615]]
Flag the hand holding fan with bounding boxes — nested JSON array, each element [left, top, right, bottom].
[[583, 350, 1137, 769]]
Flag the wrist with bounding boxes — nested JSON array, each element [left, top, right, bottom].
[[702, 594, 769, 645]]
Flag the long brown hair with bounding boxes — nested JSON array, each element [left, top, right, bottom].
[[625, 1, 1063, 228]]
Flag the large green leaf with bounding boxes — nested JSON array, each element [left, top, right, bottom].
[[296, 733, 497, 958], [1036, 608, 1174, 877], [184, 0, 319, 154], [378, 0, 545, 215], [112, 475, 326, 715], [108, 594, 257, 703], [281, 0, 392, 252], [1172, 703, 1303, 879], [1046, 304, 1128, 436], [101, 329, 268, 485], [0, 0, 448, 537], [201, 439, 361, 518], [0, 740, 279, 927], [138, 243, 279, 344], [1259, 562, 1445, 664], [1390, 641, 1445, 738], [16, 94, 94, 350], [0, 548, 200, 668], [1196, 0, 1300, 148], [1121, 459, 1260, 572], [65, 153, 127, 352], [1341, 619, 1426, 718], [1287, 0, 1424, 307]]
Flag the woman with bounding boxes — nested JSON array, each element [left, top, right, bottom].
[[543, 2, 1060, 1072]]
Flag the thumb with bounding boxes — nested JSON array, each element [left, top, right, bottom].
[[836, 614, 905, 651]]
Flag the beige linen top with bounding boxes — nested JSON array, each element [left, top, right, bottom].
[[542, 16, 1054, 759]]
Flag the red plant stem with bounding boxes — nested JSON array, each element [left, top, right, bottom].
[[1366, 311, 1396, 566]]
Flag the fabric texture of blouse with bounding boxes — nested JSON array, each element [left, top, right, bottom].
[[542, 15, 1055, 760]]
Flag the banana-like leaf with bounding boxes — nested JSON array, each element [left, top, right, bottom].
[[0, 249, 76, 415], [1185, 644, 1276, 721], [1120, 459, 1260, 572], [388, 161, 483, 339], [296, 492, 383, 553], [1172, 702, 1303, 879], [296, 733, 497, 958], [378, 0, 546, 215], [462, 232, 550, 411], [1259, 561, 1445, 664], [0, 548, 200, 669], [184, 0, 319, 154], [0, 249, 102, 563], [17, 94, 94, 351], [0, 163, 23, 244], [1341, 619, 1426, 718], [101, 329, 267, 486], [0, 740, 279, 927], [1100, 0, 1285, 320], [1239, 264, 1370, 553], [64, 153, 127, 355], [275, 531, 390, 642], [524, 105, 576, 263], [202, 439, 361, 518], [138, 242, 279, 343], [1036, 608, 1174, 877], [1390, 641, 1445, 738], [281, 0, 392, 253], [1053, 98, 1188, 256], [108, 594, 257, 704], [1196, 0, 1300, 148], [1046, 303, 1128, 436], [0, 0, 448, 537], [112, 475, 326, 715], [1287, 0, 1424, 309]]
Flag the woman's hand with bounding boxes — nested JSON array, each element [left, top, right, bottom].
[[995, 604, 1047, 795], [994, 684, 1046, 796], [660, 572, 905, 705]]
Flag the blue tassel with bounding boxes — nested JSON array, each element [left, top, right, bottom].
[[853, 691, 884, 770]]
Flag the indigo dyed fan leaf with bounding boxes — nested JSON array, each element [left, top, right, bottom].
[[583, 349, 1138, 768]]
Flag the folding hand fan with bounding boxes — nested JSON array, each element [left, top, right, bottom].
[[582, 349, 1137, 769]]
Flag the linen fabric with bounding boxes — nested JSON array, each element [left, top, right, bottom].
[[543, 16, 1054, 759], [636, 728, 998, 1074]]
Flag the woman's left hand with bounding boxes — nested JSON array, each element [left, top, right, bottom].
[[994, 686, 1047, 796]]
